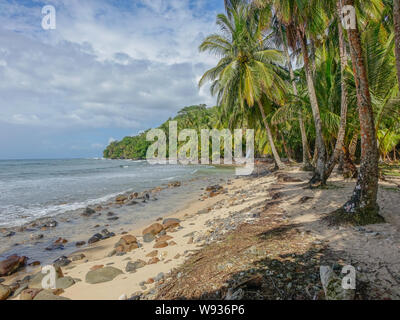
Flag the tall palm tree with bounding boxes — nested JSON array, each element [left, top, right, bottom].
[[323, 0, 351, 182], [269, 0, 328, 185], [342, 0, 380, 216], [199, 5, 287, 169]]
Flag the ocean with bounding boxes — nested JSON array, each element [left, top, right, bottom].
[[0, 158, 234, 263]]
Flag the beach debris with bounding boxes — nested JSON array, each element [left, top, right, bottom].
[[85, 266, 123, 284], [0, 255, 28, 276], [320, 266, 355, 300], [298, 196, 313, 204], [0, 284, 11, 300]]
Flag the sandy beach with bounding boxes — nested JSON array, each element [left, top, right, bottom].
[[1, 165, 399, 300]]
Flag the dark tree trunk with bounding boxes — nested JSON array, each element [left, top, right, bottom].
[[394, 0, 400, 91], [324, 0, 350, 183], [298, 30, 327, 186], [343, 0, 380, 216], [258, 100, 286, 169]]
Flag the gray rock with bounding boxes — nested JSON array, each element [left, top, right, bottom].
[[88, 233, 103, 244], [69, 253, 86, 262], [55, 276, 75, 289], [143, 233, 155, 243], [82, 207, 96, 217], [33, 290, 71, 300], [85, 267, 123, 284], [53, 256, 71, 268], [154, 272, 164, 282], [125, 260, 146, 273]]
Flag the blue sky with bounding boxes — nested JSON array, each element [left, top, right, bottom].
[[0, 0, 224, 159]]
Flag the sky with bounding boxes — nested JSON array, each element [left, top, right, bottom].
[[0, 0, 224, 159]]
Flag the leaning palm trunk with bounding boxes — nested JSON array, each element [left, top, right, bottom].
[[258, 100, 286, 169], [280, 26, 312, 170], [323, 0, 350, 183], [394, 0, 400, 91], [298, 30, 327, 186], [342, 0, 380, 217]]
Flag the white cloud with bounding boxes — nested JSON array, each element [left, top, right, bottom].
[[0, 0, 222, 158]]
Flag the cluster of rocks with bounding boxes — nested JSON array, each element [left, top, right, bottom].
[[0, 262, 79, 300], [88, 229, 116, 245]]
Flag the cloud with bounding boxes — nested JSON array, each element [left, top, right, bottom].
[[0, 0, 223, 158]]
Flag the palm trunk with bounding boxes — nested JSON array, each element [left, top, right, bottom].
[[258, 100, 285, 169], [280, 26, 312, 169], [343, 0, 380, 216], [298, 30, 327, 186], [349, 132, 359, 161], [323, 0, 350, 183], [394, 0, 400, 91]]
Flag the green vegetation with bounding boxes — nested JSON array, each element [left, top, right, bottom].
[[104, 0, 400, 220]]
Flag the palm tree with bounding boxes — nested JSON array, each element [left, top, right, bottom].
[[323, 0, 351, 182], [394, 0, 400, 90], [342, 0, 380, 216], [269, 0, 328, 185], [199, 5, 287, 169]]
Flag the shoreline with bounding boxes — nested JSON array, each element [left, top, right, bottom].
[[1, 165, 399, 300]]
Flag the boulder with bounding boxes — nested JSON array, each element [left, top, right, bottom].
[[114, 235, 139, 254], [125, 260, 146, 273], [20, 288, 42, 300], [162, 218, 180, 230], [0, 255, 27, 276], [45, 243, 64, 251], [88, 233, 103, 244], [33, 290, 70, 300], [156, 235, 173, 242], [28, 265, 63, 289], [69, 253, 85, 262], [55, 276, 75, 289], [142, 223, 163, 236], [147, 257, 160, 265], [0, 284, 11, 300], [82, 207, 96, 217], [75, 241, 86, 247], [143, 233, 156, 243], [53, 256, 71, 268], [116, 195, 128, 203], [85, 266, 123, 284], [146, 250, 158, 258], [153, 241, 168, 249]]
